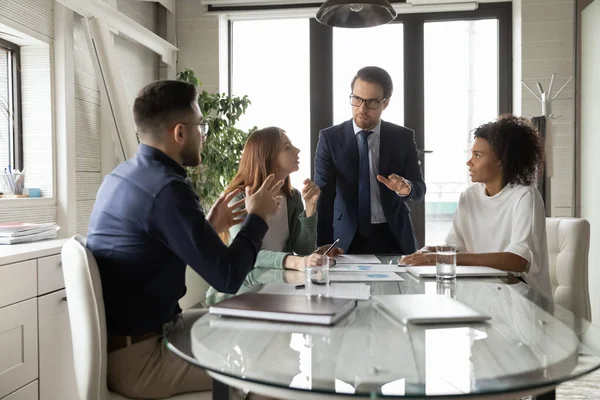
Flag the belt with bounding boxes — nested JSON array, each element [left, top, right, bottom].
[[107, 330, 162, 353]]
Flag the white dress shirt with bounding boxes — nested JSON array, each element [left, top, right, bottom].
[[353, 120, 386, 224]]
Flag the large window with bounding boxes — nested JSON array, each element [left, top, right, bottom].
[[332, 24, 404, 126], [229, 3, 511, 245], [424, 19, 500, 244], [0, 38, 21, 171], [231, 19, 310, 190]]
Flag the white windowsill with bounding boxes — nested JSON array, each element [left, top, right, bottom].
[[0, 197, 56, 208]]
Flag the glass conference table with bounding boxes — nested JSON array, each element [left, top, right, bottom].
[[166, 259, 600, 399]]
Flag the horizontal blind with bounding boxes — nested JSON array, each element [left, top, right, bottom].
[[0, 204, 57, 224], [0, 0, 54, 42], [21, 45, 54, 198], [74, 18, 102, 234], [115, 0, 159, 108], [0, 48, 9, 171]]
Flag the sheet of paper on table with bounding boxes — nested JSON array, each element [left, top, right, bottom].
[[334, 254, 381, 264], [330, 272, 404, 282]]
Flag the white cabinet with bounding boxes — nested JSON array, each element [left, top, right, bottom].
[[0, 260, 36, 308], [37, 255, 64, 296], [38, 290, 78, 400], [0, 240, 74, 400], [2, 381, 38, 400], [0, 299, 38, 399]]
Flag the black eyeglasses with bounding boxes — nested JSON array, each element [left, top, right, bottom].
[[349, 95, 386, 110], [183, 122, 210, 138]]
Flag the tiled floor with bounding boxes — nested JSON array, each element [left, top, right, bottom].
[[557, 368, 600, 399]]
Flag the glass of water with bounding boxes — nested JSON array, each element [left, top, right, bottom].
[[436, 279, 457, 299], [305, 254, 331, 297], [436, 244, 457, 281]]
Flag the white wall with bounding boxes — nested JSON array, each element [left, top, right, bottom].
[[520, 0, 576, 218], [176, 0, 221, 92], [580, 0, 600, 322]]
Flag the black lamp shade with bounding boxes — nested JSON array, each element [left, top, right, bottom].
[[316, 0, 398, 28]]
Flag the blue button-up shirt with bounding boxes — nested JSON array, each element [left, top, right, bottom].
[[87, 144, 268, 335]]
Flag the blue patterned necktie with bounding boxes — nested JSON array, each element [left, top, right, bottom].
[[357, 130, 373, 237]]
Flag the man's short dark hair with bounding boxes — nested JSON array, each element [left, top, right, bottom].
[[133, 80, 198, 137], [351, 66, 393, 99], [472, 114, 544, 187]]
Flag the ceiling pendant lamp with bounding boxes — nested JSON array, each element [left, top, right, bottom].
[[316, 0, 398, 28]]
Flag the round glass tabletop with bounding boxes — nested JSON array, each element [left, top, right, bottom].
[[166, 265, 600, 398]]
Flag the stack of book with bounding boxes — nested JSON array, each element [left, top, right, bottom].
[[0, 223, 60, 245]]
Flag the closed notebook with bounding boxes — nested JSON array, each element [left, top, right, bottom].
[[209, 292, 357, 325], [374, 294, 491, 325], [406, 266, 508, 278]]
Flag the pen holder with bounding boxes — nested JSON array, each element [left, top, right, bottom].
[[0, 172, 25, 196]]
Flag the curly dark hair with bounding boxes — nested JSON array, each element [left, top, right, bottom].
[[471, 114, 544, 187]]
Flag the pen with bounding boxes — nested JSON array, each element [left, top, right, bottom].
[[295, 282, 329, 289], [323, 238, 340, 256]]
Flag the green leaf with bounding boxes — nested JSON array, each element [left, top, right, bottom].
[[175, 68, 251, 209]]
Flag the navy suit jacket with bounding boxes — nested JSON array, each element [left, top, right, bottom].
[[314, 119, 426, 253]]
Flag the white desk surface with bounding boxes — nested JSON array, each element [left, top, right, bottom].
[[0, 238, 67, 266]]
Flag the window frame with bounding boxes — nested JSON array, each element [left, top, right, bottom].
[[227, 2, 512, 245], [0, 37, 23, 171]]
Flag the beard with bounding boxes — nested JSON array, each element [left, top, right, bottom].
[[181, 142, 201, 167]]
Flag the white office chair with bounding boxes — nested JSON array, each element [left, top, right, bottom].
[[546, 218, 592, 320], [61, 235, 210, 400]]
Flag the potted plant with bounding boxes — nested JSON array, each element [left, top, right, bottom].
[[176, 69, 253, 210]]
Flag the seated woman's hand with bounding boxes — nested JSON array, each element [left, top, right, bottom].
[[400, 252, 436, 266], [299, 253, 325, 272], [314, 244, 344, 257], [302, 179, 321, 217]]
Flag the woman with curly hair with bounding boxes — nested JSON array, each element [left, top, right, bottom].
[[402, 115, 551, 299]]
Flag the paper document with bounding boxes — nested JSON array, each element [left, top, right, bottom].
[[260, 283, 371, 300], [335, 254, 381, 264], [332, 264, 407, 273], [330, 272, 404, 282]]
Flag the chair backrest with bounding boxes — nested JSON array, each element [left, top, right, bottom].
[[546, 218, 592, 320], [61, 235, 110, 400]]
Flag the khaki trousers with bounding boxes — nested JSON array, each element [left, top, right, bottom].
[[107, 309, 278, 400]]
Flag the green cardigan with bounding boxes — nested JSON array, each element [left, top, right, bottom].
[[230, 189, 317, 268], [205, 189, 317, 304]]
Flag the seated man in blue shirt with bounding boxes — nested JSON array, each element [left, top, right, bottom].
[[87, 80, 283, 399]]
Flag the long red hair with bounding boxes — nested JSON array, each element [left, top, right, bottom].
[[225, 126, 293, 197]]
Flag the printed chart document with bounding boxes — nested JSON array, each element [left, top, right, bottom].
[[332, 264, 407, 273], [330, 272, 404, 282], [335, 254, 381, 264], [260, 283, 371, 300]]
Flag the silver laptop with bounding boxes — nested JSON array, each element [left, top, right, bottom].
[[406, 266, 508, 278], [373, 294, 491, 324]]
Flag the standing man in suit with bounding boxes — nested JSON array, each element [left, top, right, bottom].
[[315, 66, 426, 254]]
